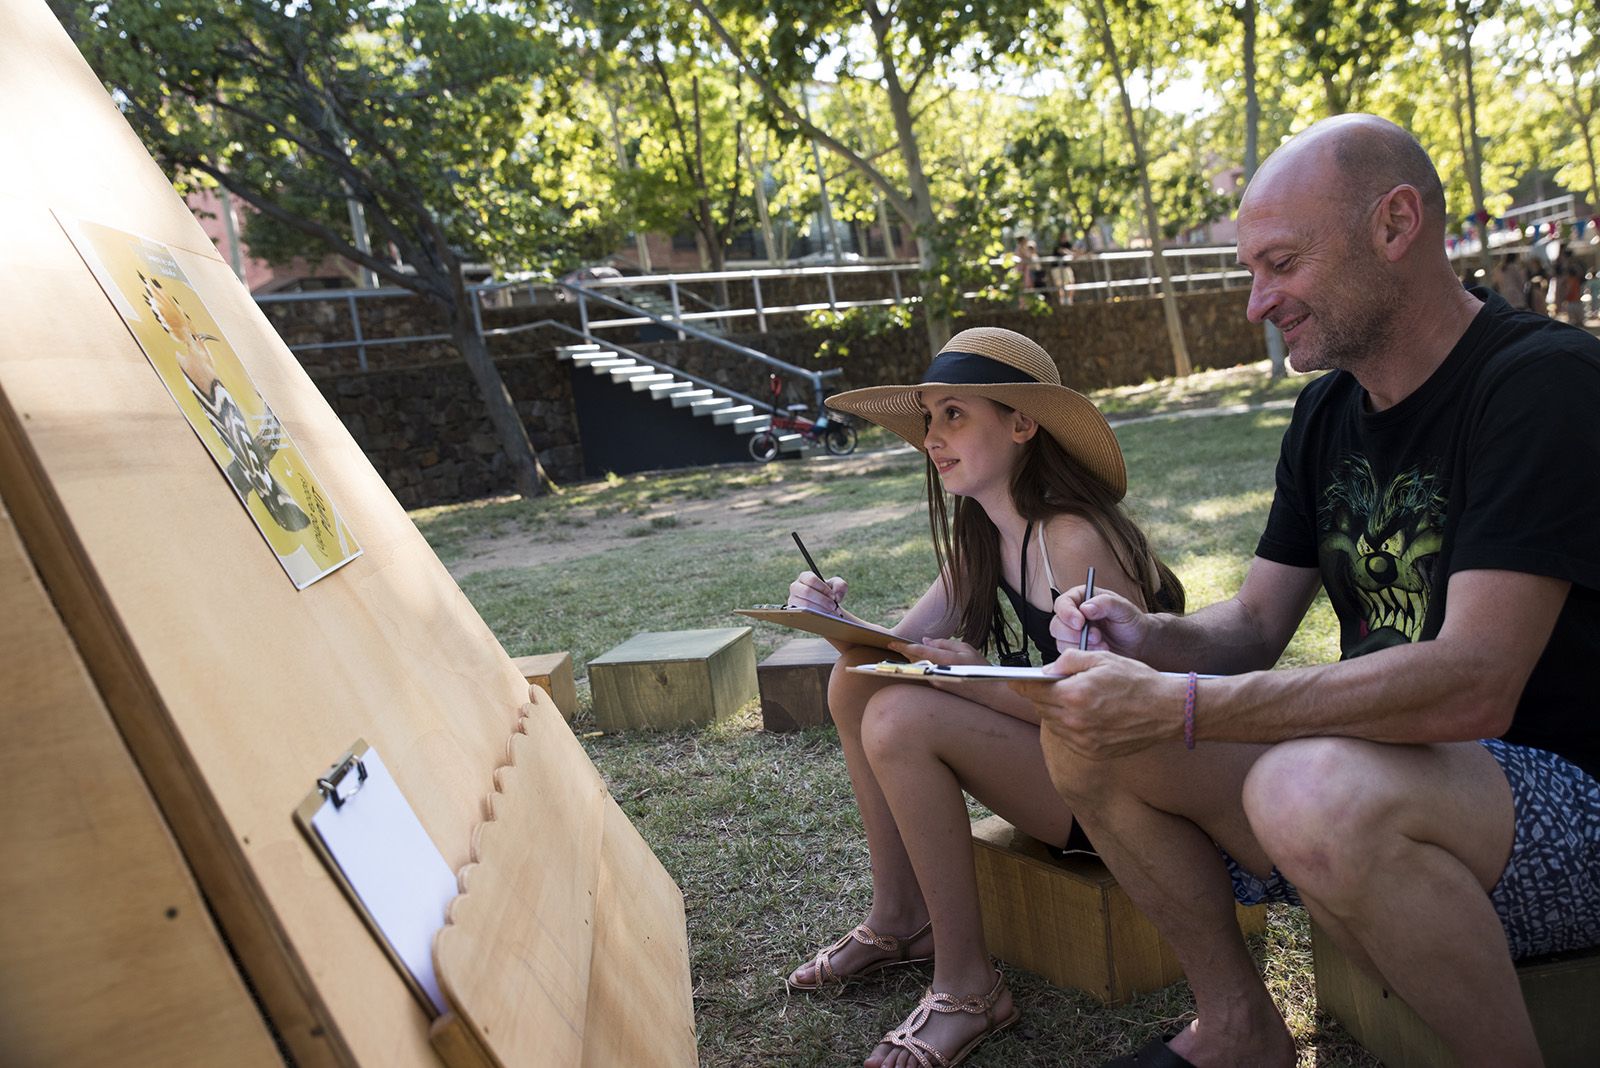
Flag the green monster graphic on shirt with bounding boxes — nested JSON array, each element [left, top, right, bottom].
[[1317, 456, 1447, 657]]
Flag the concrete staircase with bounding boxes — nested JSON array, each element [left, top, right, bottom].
[[556, 343, 804, 474]]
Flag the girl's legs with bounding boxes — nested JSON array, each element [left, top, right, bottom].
[[860, 683, 1076, 1068], [786, 646, 937, 986]]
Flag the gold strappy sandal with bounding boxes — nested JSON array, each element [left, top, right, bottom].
[[876, 968, 1018, 1068], [784, 919, 934, 992]]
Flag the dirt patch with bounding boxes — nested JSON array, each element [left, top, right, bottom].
[[445, 447, 924, 578]]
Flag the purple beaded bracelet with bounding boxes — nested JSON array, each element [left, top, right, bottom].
[[1183, 671, 1197, 750]]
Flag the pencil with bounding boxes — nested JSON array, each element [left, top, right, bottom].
[[1079, 566, 1096, 651], [792, 531, 838, 612]]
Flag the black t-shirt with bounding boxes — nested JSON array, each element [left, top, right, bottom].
[[1256, 288, 1600, 779]]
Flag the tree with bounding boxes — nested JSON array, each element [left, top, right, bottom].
[[689, 0, 1039, 354], [1077, 0, 1194, 377], [57, 0, 567, 497], [1279, 0, 1426, 116], [1510, 0, 1600, 209]]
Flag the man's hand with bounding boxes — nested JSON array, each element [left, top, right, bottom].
[[1014, 648, 1186, 759], [1050, 585, 1150, 656]]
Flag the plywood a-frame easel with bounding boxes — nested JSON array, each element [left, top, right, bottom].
[[0, 3, 695, 1064]]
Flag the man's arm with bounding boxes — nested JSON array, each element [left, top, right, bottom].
[[1029, 568, 1569, 759], [1053, 556, 1323, 674]]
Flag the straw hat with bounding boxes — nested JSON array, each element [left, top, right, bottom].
[[826, 327, 1126, 499]]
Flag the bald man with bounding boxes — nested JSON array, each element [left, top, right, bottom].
[[1022, 115, 1600, 1068]]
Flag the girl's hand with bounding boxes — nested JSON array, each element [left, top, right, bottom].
[[788, 571, 846, 615], [888, 636, 986, 666]]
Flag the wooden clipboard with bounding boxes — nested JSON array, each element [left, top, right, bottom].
[[294, 740, 458, 1018], [734, 605, 900, 650]]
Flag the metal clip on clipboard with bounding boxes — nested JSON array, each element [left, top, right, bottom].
[[316, 750, 368, 809]]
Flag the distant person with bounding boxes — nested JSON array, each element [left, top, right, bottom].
[[1553, 245, 1588, 326], [1528, 262, 1549, 316], [1491, 253, 1530, 310], [1026, 114, 1600, 1068], [781, 328, 1183, 1068], [1051, 234, 1076, 305], [1014, 236, 1037, 308]]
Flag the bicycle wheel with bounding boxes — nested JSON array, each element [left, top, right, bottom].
[[823, 424, 858, 456], [748, 430, 780, 463]]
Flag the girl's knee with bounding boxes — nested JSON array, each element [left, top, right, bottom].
[[858, 687, 931, 765]]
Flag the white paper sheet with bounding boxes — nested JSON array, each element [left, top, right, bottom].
[[310, 748, 458, 1015]]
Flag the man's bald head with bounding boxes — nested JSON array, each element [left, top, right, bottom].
[[1247, 114, 1446, 233]]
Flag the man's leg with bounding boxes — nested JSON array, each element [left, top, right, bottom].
[[1243, 738, 1537, 1067], [1041, 737, 1295, 1068]]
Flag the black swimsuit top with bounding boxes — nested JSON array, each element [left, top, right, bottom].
[[995, 520, 1061, 666]]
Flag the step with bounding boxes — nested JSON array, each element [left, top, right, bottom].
[[729, 415, 771, 434], [568, 349, 619, 366], [585, 357, 635, 372], [628, 374, 676, 391], [776, 433, 806, 454], [647, 380, 696, 399], [670, 389, 713, 408], [711, 404, 755, 425], [690, 397, 734, 416], [554, 343, 602, 361], [606, 365, 659, 382]]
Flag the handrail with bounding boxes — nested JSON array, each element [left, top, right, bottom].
[[492, 319, 774, 413], [557, 280, 841, 412]]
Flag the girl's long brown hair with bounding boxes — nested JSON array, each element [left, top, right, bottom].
[[927, 411, 1184, 651]]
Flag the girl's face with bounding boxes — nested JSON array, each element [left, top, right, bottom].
[[919, 392, 1037, 501]]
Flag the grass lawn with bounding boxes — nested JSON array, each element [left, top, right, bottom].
[[412, 359, 1377, 1067]]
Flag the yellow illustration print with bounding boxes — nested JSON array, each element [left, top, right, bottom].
[[57, 213, 360, 588]]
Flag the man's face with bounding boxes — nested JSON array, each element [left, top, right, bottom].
[[1237, 175, 1398, 375]]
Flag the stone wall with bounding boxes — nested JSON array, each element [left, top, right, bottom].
[[270, 286, 1265, 507], [639, 289, 1266, 405]]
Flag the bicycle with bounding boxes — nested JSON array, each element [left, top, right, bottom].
[[748, 374, 858, 462]]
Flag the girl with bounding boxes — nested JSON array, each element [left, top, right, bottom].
[[783, 327, 1182, 1068]]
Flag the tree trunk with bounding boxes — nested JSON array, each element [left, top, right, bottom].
[[445, 286, 551, 498], [1456, 3, 1492, 280], [1241, 0, 1282, 377], [1243, 0, 1259, 180], [1088, 0, 1191, 377], [873, 11, 950, 355]]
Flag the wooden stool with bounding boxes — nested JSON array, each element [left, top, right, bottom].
[[757, 638, 839, 731], [588, 628, 757, 731], [510, 652, 577, 722], [971, 816, 1266, 1004], [1312, 921, 1600, 1067]]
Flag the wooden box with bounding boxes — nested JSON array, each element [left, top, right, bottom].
[[1312, 921, 1600, 1068], [589, 627, 757, 731], [758, 637, 839, 731], [512, 651, 578, 722], [972, 816, 1266, 1004]]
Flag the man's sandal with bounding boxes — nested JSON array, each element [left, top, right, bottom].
[[875, 968, 1019, 1068], [784, 920, 934, 991]]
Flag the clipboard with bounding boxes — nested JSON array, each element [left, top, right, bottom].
[[733, 605, 901, 650], [847, 660, 1220, 682], [294, 740, 459, 1017]]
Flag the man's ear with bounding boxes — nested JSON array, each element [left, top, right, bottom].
[[1012, 411, 1040, 443], [1374, 184, 1425, 263]]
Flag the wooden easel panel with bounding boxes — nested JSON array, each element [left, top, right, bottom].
[[0, 497, 282, 1067], [0, 4, 695, 1065]]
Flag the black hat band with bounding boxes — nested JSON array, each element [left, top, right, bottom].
[[920, 351, 1041, 386]]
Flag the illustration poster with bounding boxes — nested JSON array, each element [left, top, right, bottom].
[[57, 213, 361, 588]]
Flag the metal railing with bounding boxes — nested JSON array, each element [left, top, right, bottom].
[[556, 281, 841, 413]]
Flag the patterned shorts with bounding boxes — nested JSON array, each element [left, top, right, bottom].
[[1220, 739, 1600, 960]]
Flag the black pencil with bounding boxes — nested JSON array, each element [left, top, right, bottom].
[[1079, 566, 1096, 651], [792, 531, 837, 612]]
